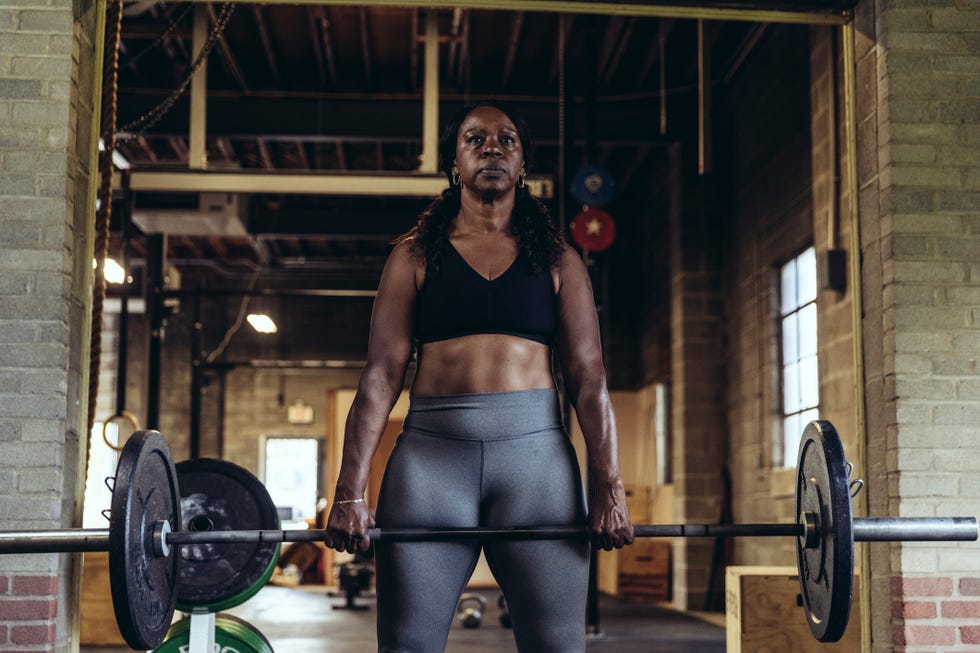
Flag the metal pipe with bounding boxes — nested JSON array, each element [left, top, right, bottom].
[[189, 296, 203, 459], [145, 233, 166, 430], [852, 518, 979, 542], [115, 172, 133, 415], [418, 10, 439, 174]]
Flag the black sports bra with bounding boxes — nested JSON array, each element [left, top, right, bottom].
[[414, 244, 556, 345]]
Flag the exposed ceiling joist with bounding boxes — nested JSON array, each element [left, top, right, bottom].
[[502, 12, 525, 88], [206, 3, 249, 90], [252, 5, 280, 83], [359, 7, 373, 83], [166, 0, 853, 25]]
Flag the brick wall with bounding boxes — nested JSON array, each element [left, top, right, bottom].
[[667, 143, 727, 609], [0, 0, 102, 649], [854, 1, 980, 651], [717, 23, 850, 568]]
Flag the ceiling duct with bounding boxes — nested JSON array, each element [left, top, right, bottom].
[[132, 192, 248, 236]]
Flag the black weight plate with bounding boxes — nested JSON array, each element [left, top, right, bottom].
[[109, 430, 181, 650], [795, 420, 853, 642], [175, 458, 281, 612]]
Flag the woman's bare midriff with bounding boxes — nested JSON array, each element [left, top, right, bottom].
[[411, 333, 555, 396]]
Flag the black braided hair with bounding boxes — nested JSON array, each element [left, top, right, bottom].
[[393, 101, 564, 275]]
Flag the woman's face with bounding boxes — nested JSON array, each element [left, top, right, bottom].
[[452, 105, 525, 196]]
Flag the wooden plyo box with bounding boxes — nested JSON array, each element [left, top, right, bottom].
[[726, 566, 861, 653], [618, 539, 671, 602]]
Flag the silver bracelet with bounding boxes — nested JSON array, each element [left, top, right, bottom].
[[334, 498, 364, 505]]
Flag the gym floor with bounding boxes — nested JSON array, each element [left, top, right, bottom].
[[80, 585, 725, 652]]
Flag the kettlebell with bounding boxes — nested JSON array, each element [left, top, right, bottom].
[[456, 593, 487, 629], [498, 594, 512, 629]]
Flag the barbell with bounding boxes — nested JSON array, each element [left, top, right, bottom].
[[0, 421, 976, 650]]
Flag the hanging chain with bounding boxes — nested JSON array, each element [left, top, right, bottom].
[[123, 3, 194, 69], [117, 2, 237, 139]]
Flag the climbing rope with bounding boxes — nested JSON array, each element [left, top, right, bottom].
[[87, 0, 125, 447]]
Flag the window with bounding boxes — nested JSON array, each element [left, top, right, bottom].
[[263, 437, 320, 522], [779, 247, 819, 468]]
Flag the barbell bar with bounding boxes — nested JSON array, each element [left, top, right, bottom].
[[2, 517, 975, 553], [0, 423, 975, 650]]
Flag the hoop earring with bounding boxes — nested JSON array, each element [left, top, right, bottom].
[[451, 171, 460, 186], [517, 172, 526, 189]]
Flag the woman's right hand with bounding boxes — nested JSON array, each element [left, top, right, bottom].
[[324, 501, 375, 554]]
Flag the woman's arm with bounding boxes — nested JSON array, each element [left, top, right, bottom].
[[325, 241, 420, 553], [554, 244, 634, 550]]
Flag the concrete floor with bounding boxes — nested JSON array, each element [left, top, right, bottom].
[[82, 585, 725, 652]]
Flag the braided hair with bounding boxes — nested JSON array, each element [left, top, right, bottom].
[[394, 101, 564, 275]]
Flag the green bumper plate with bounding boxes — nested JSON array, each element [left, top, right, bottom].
[[154, 614, 275, 653]]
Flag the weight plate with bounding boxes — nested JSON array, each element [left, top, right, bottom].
[[154, 614, 275, 653], [795, 420, 853, 642], [109, 430, 181, 650], [175, 458, 281, 613], [570, 208, 616, 252], [571, 165, 615, 207]]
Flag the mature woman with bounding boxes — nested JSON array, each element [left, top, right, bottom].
[[324, 101, 633, 653]]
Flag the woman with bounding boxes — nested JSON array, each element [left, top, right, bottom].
[[324, 101, 633, 653]]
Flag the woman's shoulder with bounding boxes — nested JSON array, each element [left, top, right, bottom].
[[386, 237, 427, 290], [389, 236, 423, 263], [554, 242, 583, 268], [551, 243, 589, 290]]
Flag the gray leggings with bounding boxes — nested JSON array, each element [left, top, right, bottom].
[[374, 389, 590, 653]]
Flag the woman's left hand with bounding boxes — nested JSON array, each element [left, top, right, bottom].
[[588, 480, 635, 551]]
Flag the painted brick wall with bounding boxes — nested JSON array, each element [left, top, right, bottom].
[[667, 143, 727, 610], [855, 1, 980, 651], [715, 21, 869, 581], [0, 0, 101, 648]]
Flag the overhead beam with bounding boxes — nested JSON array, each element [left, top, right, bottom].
[[188, 5, 208, 169], [418, 11, 439, 173], [176, 0, 853, 25], [113, 170, 555, 198]]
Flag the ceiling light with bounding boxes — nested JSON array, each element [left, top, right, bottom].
[[104, 258, 126, 284], [112, 149, 130, 170], [247, 313, 278, 334], [98, 138, 130, 169]]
